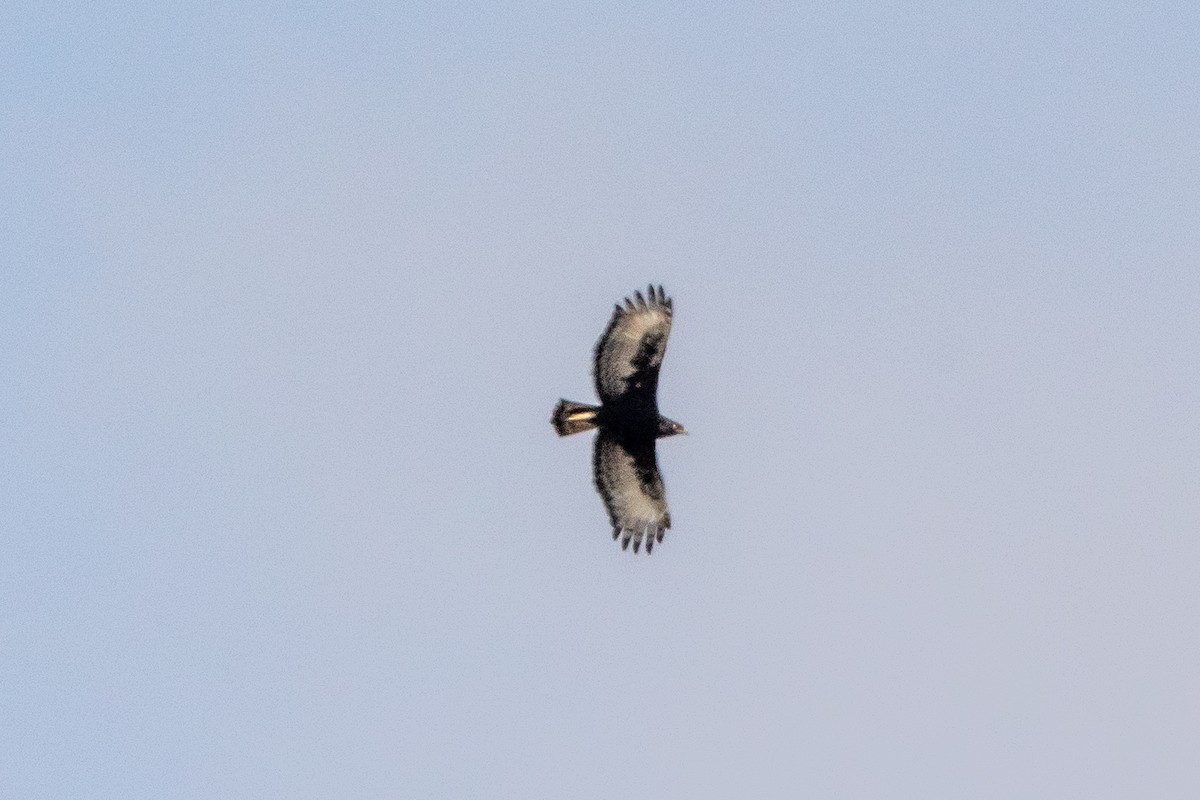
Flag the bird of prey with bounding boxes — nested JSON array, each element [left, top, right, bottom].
[[552, 284, 686, 554]]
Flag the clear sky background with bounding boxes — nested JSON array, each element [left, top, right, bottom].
[[4, 3, 1199, 797]]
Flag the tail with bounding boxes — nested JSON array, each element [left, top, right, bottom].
[[552, 399, 600, 436]]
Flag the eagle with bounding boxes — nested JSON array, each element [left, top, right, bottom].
[[552, 284, 686, 554]]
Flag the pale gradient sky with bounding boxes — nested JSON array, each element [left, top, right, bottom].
[[4, 3, 1200, 798]]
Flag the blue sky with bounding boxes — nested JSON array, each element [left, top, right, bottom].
[[4, 3, 1200, 797]]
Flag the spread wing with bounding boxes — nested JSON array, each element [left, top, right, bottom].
[[593, 284, 673, 408], [593, 430, 671, 554]]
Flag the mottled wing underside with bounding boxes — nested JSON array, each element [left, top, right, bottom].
[[593, 284, 673, 408], [593, 430, 671, 554]]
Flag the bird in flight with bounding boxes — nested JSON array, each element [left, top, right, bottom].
[[552, 284, 686, 554]]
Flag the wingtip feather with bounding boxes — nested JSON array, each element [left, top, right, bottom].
[[610, 525, 668, 553], [615, 285, 673, 313]]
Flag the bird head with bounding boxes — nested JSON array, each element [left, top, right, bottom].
[[657, 416, 687, 437]]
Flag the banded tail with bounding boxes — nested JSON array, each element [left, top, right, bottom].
[[552, 399, 600, 436]]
